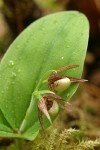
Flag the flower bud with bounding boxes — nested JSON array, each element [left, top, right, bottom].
[[48, 100, 59, 116], [52, 77, 71, 92]]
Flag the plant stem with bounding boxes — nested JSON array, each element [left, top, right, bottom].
[[19, 94, 36, 132], [35, 70, 55, 90]]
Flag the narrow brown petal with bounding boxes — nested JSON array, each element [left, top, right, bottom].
[[38, 98, 52, 124], [38, 107, 44, 130], [55, 65, 79, 73], [44, 93, 65, 101], [67, 76, 88, 83]]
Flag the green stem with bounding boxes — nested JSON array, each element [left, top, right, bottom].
[[19, 94, 37, 132], [19, 70, 55, 133], [35, 70, 55, 90]]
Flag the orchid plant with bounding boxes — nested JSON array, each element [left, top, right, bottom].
[[0, 11, 89, 140]]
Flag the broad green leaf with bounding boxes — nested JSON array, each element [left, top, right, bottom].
[[0, 11, 89, 140]]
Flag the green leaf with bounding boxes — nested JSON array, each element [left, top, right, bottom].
[[0, 11, 89, 140]]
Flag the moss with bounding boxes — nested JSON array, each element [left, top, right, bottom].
[[32, 128, 100, 150]]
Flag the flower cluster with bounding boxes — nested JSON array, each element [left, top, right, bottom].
[[37, 65, 87, 129]]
